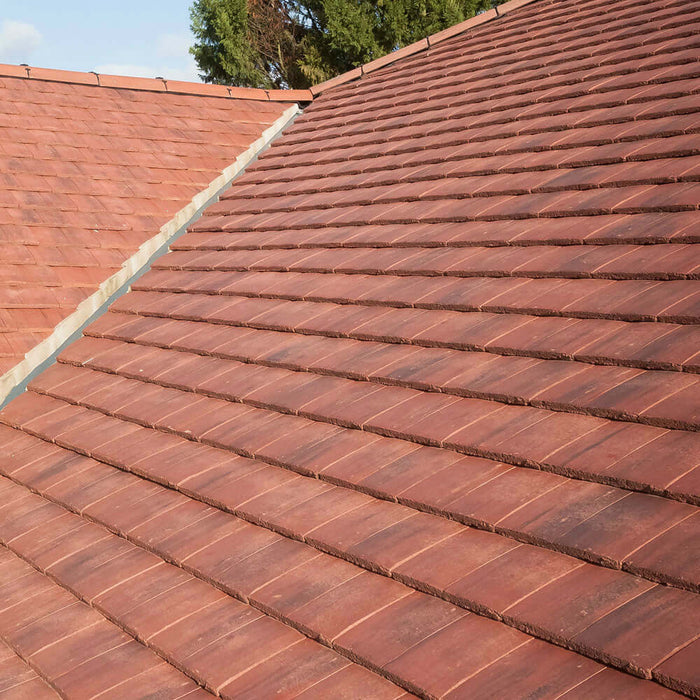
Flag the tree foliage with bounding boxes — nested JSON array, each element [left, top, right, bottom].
[[190, 0, 503, 89]]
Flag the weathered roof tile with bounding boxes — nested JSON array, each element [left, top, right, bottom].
[[1, 0, 699, 695]]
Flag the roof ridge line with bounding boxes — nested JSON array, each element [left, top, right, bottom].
[[310, 0, 540, 97], [0, 63, 312, 103], [0, 103, 301, 410], [0, 0, 535, 103]]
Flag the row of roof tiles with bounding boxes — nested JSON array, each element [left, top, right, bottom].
[[0, 0, 698, 697]]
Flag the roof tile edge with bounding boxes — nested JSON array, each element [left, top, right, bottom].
[[0, 103, 301, 408], [0, 64, 313, 103], [310, 0, 539, 96]]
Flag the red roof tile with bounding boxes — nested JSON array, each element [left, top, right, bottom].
[[0, 66, 300, 389], [1, 0, 699, 696]]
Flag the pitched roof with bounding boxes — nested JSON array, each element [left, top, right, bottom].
[[0, 65, 302, 400], [1, 0, 699, 697]]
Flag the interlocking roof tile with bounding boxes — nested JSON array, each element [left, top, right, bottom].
[[0, 65, 302, 396], [1, 0, 699, 696]]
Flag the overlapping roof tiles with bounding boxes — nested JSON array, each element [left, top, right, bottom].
[[0, 0, 699, 697], [0, 65, 301, 398]]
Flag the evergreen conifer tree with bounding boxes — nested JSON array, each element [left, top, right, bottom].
[[190, 0, 503, 89]]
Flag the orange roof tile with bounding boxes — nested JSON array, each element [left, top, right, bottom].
[[0, 0, 699, 697]]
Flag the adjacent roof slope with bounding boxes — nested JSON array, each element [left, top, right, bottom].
[[1, 0, 699, 697], [0, 66, 300, 384]]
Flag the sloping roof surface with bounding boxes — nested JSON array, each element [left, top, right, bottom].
[[0, 68, 295, 378], [1, 0, 699, 697]]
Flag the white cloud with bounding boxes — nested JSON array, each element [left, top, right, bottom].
[[93, 57, 201, 83], [0, 20, 42, 62], [156, 33, 191, 60], [93, 32, 200, 83]]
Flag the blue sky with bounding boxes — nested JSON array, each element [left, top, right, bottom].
[[0, 0, 201, 81]]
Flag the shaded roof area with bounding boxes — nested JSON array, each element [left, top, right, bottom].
[[0, 66, 298, 380], [1, 0, 700, 697]]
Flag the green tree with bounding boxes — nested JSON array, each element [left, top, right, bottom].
[[190, 0, 504, 90]]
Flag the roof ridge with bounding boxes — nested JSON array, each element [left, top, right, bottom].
[[0, 63, 312, 103], [0, 0, 535, 104], [310, 0, 540, 96]]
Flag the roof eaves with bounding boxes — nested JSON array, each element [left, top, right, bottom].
[[0, 63, 313, 103], [310, 0, 540, 97]]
